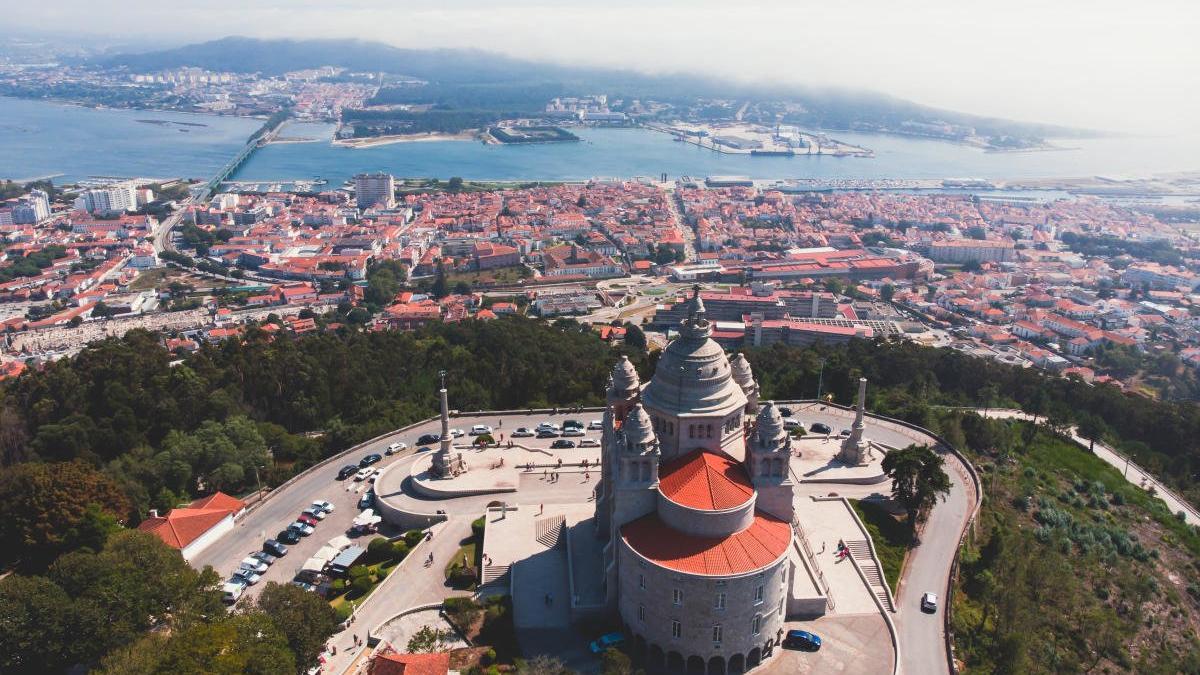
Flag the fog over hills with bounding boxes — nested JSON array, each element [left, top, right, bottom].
[[98, 36, 1088, 140]]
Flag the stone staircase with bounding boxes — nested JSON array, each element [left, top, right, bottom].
[[535, 515, 566, 549], [481, 563, 511, 587], [845, 539, 894, 611]]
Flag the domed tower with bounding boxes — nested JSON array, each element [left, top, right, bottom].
[[730, 353, 761, 416], [598, 286, 795, 672], [640, 286, 749, 461], [598, 355, 644, 537], [747, 402, 795, 522]]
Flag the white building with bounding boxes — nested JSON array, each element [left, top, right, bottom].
[[74, 181, 140, 214], [354, 172, 397, 210]]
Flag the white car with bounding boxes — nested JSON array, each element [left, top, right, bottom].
[[470, 424, 493, 435], [222, 580, 247, 604], [921, 592, 938, 612], [354, 467, 375, 481], [385, 442, 407, 455], [588, 420, 603, 430], [511, 427, 535, 438], [301, 507, 327, 520], [782, 418, 801, 430], [536, 422, 560, 432], [239, 557, 269, 574], [311, 500, 335, 514], [449, 428, 465, 438], [579, 438, 600, 448], [561, 427, 585, 437]]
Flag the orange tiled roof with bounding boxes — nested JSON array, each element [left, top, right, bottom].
[[371, 651, 450, 675], [658, 450, 753, 511], [622, 512, 791, 576], [189, 492, 246, 512], [137, 508, 230, 549]]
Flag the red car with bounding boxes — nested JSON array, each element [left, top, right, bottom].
[[297, 513, 320, 527]]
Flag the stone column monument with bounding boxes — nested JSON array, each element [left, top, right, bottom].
[[432, 370, 465, 478], [837, 377, 872, 466]]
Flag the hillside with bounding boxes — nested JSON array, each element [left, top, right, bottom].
[[96, 36, 1085, 141]]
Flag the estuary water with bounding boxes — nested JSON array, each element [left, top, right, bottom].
[[1, 97, 1197, 185]]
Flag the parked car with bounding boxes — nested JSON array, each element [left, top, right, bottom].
[[289, 521, 315, 537], [417, 434, 441, 445], [222, 580, 247, 604], [250, 551, 277, 566], [783, 629, 822, 651], [839, 429, 852, 437], [579, 439, 600, 448], [359, 453, 383, 467], [778, 407, 793, 418], [511, 427, 535, 438], [449, 428, 465, 438], [354, 467, 375, 481], [311, 500, 335, 514], [359, 490, 375, 510], [239, 557, 269, 574], [291, 580, 317, 593], [536, 422, 560, 432], [562, 419, 583, 430], [536, 429, 559, 439], [809, 422, 832, 435], [561, 427, 585, 437], [588, 420, 603, 430], [231, 569, 261, 586], [921, 592, 938, 612], [337, 464, 359, 480], [551, 439, 576, 449], [297, 513, 320, 527], [385, 442, 407, 455], [589, 632, 625, 654], [301, 507, 327, 521], [782, 418, 801, 430], [263, 539, 289, 557], [469, 424, 493, 435], [277, 529, 301, 545]]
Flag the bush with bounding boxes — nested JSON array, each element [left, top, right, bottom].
[[348, 565, 370, 580], [482, 648, 497, 665], [404, 530, 425, 547], [377, 567, 390, 580], [471, 517, 486, 540], [332, 579, 347, 592], [351, 575, 373, 595], [392, 540, 410, 560], [368, 537, 393, 559], [334, 602, 354, 622]]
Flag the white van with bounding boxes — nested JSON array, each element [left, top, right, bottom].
[[222, 580, 247, 604]]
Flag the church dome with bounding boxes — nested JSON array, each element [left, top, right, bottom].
[[641, 287, 747, 416], [755, 401, 787, 446], [610, 354, 640, 393], [622, 403, 657, 450], [730, 353, 754, 387]]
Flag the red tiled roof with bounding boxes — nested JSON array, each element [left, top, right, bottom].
[[622, 512, 791, 576], [189, 492, 246, 512], [371, 651, 450, 675], [658, 450, 753, 511], [138, 508, 230, 549]]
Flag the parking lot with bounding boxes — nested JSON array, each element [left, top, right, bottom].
[[188, 410, 605, 604]]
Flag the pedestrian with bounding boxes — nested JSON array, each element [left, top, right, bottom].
[[539, 503, 544, 515], [820, 541, 826, 554], [499, 419, 503, 428], [584, 471, 590, 482], [544, 468, 548, 478]]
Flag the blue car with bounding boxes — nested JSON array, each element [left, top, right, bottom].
[[589, 632, 625, 654], [783, 629, 822, 651]]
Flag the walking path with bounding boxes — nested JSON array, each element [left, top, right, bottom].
[[322, 517, 473, 675]]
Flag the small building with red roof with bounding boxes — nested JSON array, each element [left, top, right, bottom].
[[137, 491, 246, 562]]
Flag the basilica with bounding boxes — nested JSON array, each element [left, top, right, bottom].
[[595, 287, 798, 673]]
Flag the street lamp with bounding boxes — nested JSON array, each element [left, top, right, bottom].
[[815, 358, 827, 401]]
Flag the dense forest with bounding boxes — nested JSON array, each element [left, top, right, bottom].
[[2, 320, 1200, 672]]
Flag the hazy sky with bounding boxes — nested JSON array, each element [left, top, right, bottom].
[[17, 0, 1200, 134]]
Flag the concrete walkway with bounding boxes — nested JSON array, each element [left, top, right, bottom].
[[794, 498, 879, 616], [321, 517, 473, 675]]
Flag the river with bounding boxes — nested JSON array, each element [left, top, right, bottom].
[[1, 97, 1197, 185]]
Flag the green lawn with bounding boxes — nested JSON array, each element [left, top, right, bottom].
[[851, 499, 910, 595]]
